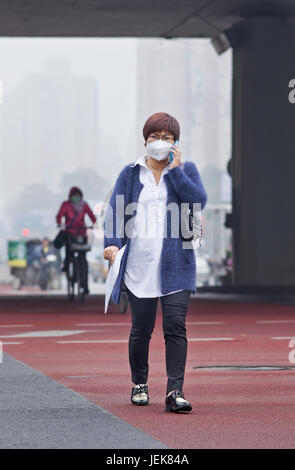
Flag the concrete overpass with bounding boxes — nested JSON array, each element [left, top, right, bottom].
[[1, 0, 295, 291]]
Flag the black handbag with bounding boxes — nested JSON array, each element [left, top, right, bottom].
[[53, 230, 67, 249], [53, 210, 80, 249]]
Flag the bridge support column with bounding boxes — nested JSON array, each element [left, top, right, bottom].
[[231, 17, 295, 289]]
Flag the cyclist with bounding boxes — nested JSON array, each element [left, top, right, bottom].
[[56, 186, 96, 294], [32, 237, 61, 289]]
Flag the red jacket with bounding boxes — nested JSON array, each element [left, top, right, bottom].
[[56, 200, 96, 236]]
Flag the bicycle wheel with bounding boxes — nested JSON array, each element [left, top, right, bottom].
[[67, 278, 74, 300], [77, 256, 85, 303], [67, 260, 75, 300]]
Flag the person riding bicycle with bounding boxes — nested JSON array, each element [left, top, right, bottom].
[[56, 186, 96, 295], [32, 237, 61, 289]]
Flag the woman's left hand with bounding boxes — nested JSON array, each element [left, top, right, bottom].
[[169, 144, 182, 169]]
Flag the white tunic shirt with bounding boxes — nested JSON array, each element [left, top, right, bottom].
[[124, 154, 182, 298]]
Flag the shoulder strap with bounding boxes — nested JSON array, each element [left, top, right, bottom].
[[67, 209, 80, 229]]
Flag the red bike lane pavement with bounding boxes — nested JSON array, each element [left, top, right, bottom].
[[1, 295, 295, 449]]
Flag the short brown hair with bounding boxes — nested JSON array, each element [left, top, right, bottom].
[[143, 112, 180, 142]]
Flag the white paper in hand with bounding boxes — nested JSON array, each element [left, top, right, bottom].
[[104, 245, 126, 314]]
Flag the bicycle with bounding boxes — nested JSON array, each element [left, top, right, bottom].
[[59, 224, 93, 302]]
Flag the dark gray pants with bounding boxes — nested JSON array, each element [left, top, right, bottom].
[[125, 285, 191, 395]]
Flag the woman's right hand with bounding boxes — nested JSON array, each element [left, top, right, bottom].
[[103, 246, 119, 265]]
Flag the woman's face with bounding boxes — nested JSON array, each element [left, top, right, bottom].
[[145, 129, 175, 146], [71, 193, 82, 203]]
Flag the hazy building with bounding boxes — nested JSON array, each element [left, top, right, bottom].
[[0, 57, 100, 206], [135, 38, 231, 177]]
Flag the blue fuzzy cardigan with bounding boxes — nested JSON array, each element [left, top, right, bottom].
[[103, 161, 208, 304]]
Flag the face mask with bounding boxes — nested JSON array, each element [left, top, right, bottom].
[[71, 195, 81, 204], [146, 140, 173, 161]]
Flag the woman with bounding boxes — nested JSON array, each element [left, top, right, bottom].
[[56, 186, 96, 294], [103, 112, 207, 412]]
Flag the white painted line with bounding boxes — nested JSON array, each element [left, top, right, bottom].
[[75, 323, 128, 327], [66, 375, 100, 378], [57, 339, 129, 344], [186, 321, 226, 325], [2, 342, 23, 345], [188, 337, 235, 341], [257, 320, 295, 324], [0, 324, 34, 328], [0, 330, 87, 339], [271, 337, 295, 340], [56, 337, 235, 344], [75, 321, 226, 327]]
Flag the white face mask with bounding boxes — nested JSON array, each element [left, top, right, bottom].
[[146, 139, 173, 161]]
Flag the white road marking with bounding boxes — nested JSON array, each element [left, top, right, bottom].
[[75, 321, 226, 327], [186, 321, 226, 325], [57, 339, 129, 344], [57, 337, 235, 344], [0, 330, 87, 338], [271, 336, 295, 340], [0, 324, 34, 328], [257, 320, 295, 324], [2, 342, 23, 345], [188, 337, 235, 341], [75, 323, 128, 327], [66, 375, 100, 378]]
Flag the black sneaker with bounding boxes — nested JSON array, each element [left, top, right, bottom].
[[165, 390, 192, 412], [131, 384, 149, 405]]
